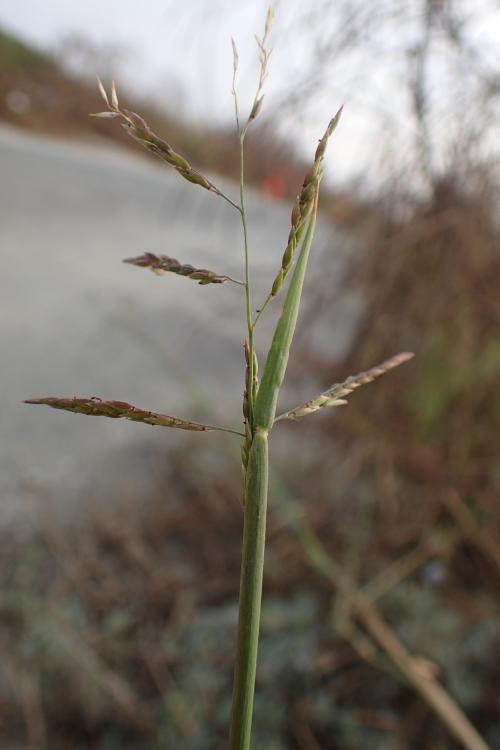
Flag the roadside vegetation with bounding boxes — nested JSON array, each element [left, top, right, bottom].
[[2, 4, 500, 748]]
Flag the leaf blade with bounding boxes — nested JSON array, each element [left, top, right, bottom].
[[253, 198, 319, 432]]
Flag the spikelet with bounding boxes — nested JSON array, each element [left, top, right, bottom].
[[270, 107, 343, 298], [276, 352, 414, 421], [123, 252, 241, 286], [241, 340, 259, 476], [24, 397, 213, 431], [245, 7, 273, 129], [92, 81, 215, 193]]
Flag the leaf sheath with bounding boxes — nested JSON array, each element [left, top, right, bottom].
[[253, 203, 318, 432], [229, 429, 269, 750]]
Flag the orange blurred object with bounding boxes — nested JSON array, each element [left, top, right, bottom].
[[263, 173, 286, 200]]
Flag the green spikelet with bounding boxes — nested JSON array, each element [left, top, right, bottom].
[[269, 107, 343, 298]]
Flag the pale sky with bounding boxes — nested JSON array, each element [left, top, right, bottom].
[[0, 1, 310, 122], [1, 1, 499, 189], [0, 1, 267, 112], [0, 0, 381, 184]]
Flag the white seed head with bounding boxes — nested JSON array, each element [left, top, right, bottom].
[[96, 76, 110, 107], [265, 7, 275, 33], [324, 398, 348, 408], [231, 37, 239, 72], [111, 80, 119, 109], [90, 111, 120, 118]]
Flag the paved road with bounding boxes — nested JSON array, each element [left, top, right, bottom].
[[0, 125, 357, 526]]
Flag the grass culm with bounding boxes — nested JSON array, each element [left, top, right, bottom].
[[25, 9, 413, 749]]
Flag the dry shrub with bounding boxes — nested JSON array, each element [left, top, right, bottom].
[[2, 432, 500, 749], [330, 169, 500, 508]]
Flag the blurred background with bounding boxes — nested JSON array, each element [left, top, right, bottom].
[[1, 1, 500, 748]]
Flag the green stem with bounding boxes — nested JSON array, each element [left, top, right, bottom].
[[229, 428, 269, 750], [229, 194, 319, 750], [252, 291, 272, 329], [225, 276, 247, 287], [213, 187, 241, 212], [239, 134, 255, 424], [204, 425, 246, 437]]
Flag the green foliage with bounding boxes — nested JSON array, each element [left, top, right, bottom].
[[411, 327, 500, 439]]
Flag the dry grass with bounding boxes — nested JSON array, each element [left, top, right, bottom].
[[2, 437, 500, 749]]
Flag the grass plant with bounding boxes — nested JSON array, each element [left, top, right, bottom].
[[25, 10, 413, 748]]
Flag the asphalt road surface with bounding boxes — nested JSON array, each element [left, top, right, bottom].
[[0, 125, 357, 527]]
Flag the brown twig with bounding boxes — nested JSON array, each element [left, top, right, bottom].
[[361, 527, 461, 603], [280, 496, 491, 750]]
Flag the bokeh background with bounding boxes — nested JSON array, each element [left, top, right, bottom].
[[1, 2, 500, 748]]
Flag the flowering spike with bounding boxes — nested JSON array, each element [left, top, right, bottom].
[[269, 106, 343, 298], [90, 83, 220, 196], [24, 397, 214, 432], [275, 352, 414, 422], [123, 252, 243, 286]]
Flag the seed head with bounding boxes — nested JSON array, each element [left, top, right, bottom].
[[123, 252, 241, 286], [269, 106, 343, 298], [24, 397, 214, 431], [91, 81, 217, 194], [276, 352, 414, 422]]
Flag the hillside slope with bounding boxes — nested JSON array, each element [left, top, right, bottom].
[[0, 27, 306, 197]]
